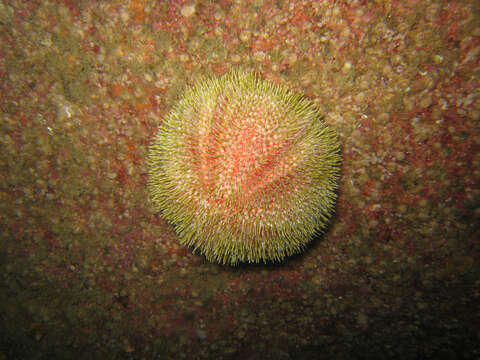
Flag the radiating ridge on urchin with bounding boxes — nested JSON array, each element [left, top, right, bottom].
[[148, 69, 341, 265]]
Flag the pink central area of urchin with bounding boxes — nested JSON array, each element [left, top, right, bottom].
[[219, 123, 278, 196], [187, 96, 300, 216]]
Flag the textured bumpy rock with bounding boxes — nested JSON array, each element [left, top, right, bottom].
[[148, 70, 341, 265]]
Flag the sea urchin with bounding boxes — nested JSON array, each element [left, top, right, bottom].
[[148, 70, 341, 265]]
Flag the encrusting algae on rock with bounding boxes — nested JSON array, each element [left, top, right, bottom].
[[148, 70, 341, 265]]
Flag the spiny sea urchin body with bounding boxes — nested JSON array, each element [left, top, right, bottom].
[[148, 70, 341, 265]]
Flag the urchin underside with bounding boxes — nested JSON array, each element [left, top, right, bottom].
[[148, 71, 341, 265]]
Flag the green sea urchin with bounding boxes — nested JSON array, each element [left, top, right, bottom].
[[148, 70, 341, 265]]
